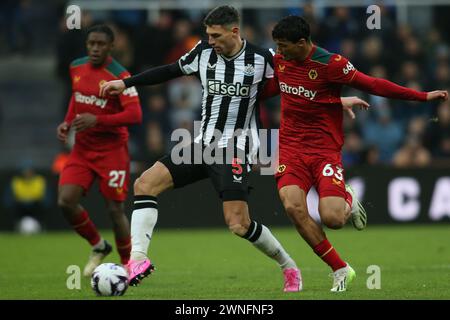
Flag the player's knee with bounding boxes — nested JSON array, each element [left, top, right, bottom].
[[57, 194, 77, 212], [321, 209, 346, 229], [284, 202, 308, 223], [228, 223, 248, 237], [134, 176, 159, 196], [107, 207, 125, 223]]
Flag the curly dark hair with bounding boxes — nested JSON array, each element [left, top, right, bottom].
[[272, 15, 310, 43], [87, 24, 115, 42], [203, 5, 240, 27]]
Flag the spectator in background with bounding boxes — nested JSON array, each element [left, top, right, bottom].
[[144, 92, 171, 135], [340, 38, 357, 63], [109, 24, 134, 69], [395, 114, 430, 168], [167, 76, 202, 132], [361, 145, 381, 166], [144, 121, 166, 166], [301, 2, 320, 38], [425, 101, 450, 159], [393, 135, 431, 168], [402, 36, 425, 67], [242, 24, 257, 43], [55, 10, 93, 114], [0, 0, 35, 55], [320, 6, 360, 52], [407, 116, 428, 139], [392, 61, 427, 121], [363, 106, 403, 164], [3, 161, 49, 234], [260, 20, 277, 50], [342, 131, 363, 167], [433, 62, 449, 89], [393, 24, 413, 57], [399, 61, 420, 84], [133, 11, 174, 71], [164, 19, 200, 64], [359, 36, 387, 75]]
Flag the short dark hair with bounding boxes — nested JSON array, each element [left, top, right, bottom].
[[203, 5, 240, 27], [272, 15, 310, 43], [86, 24, 115, 42]]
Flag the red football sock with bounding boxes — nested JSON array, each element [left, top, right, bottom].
[[71, 210, 101, 246], [115, 236, 131, 265], [313, 238, 347, 271]]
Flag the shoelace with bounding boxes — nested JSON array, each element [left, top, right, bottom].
[[329, 270, 346, 287]]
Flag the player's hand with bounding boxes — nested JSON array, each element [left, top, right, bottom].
[[426, 90, 448, 102], [100, 80, 126, 97], [341, 96, 370, 120], [72, 113, 97, 132], [56, 121, 70, 142]]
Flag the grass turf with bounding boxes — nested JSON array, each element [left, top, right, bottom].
[[0, 225, 449, 300]]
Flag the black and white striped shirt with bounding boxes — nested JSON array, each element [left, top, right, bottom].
[[178, 40, 274, 161]]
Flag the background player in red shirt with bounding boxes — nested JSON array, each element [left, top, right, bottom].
[[266, 16, 448, 292], [56, 25, 142, 276]]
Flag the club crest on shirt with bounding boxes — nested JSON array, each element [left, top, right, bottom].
[[278, 64, 285, 73], [99, 80, 106, 88], [277, 164, 287, 173], [243, 64, 255, 76], [332, 178, 342, 186], [73, 75, 81, 83], [334, 55, 342, 61], [308, 69, 318, 80]]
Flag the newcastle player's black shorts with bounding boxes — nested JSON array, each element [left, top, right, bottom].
[[159, 142, 250, 201]]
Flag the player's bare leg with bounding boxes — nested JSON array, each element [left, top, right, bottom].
[[58, 184, 85, 222], [126, 161, 174, 286], [105, 200, 131, 265], [318, 197, 350, 230], [279, 185, 326, 247], [279, 185, 354, 292], [223, 200, 302, 292], [58, 184, 111, 276]]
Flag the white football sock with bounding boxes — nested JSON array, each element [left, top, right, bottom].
[[130, 196, 158, 261]]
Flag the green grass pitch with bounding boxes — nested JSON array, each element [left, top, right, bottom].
[[1, 225, 449, 299]]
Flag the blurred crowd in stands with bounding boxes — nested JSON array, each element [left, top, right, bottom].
[[1, 1, 449, 171]]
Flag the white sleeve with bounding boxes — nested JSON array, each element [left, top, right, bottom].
[[178, 40, 203, 75]]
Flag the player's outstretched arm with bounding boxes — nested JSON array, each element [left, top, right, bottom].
[[350, 71, 448, 102], [341, 96, 370, 120], [100, 62, 184, 97]]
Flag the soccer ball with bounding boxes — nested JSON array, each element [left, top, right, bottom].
[[91, 263, 129, 296]]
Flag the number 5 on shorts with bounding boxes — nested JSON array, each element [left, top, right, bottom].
[[108, 170, 126, 188], [322, 163, 343, 181]]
